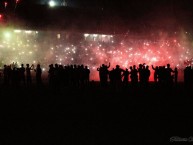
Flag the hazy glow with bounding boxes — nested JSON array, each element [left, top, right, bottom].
[[0, 28, 192, 81], [4, 31, 11, 39], [49, 0, 56, 7]]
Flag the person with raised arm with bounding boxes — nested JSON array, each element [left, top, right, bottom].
[[152, 65, 159, 83]]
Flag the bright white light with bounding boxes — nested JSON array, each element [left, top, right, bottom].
[[84, 34, 89, 37], [49, 0, 56, 7], [25, 30, 32, 34], [14, 30, 21, 33]]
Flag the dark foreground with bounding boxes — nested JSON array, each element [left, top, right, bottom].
[[0, 82, 193, 144]]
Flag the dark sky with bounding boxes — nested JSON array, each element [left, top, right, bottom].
[[2, 0, 193, 33]]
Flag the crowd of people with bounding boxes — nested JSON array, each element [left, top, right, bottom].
[[97, 63, 180, 88], [0, 62, 193, 88], [48, 64, 90, 88], [1, 63, 42, 86], [0, 63, 91, 88]]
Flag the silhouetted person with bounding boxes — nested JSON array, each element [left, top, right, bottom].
[[152, 65, 159, 83], [114, 65, 124, 88], [138, 64, 144, 85], [122, 68, 129, 86], [34, 64, 42, 85], [19, 64, 26, 85], [97, 63, 110, 86], [48, 64, 55, 87], [144, 65, 150, 86], [165, 64, 174, 86], [26, 64, 33, 86], [130, 65, 138, 87], [84, 66, 90, 86]]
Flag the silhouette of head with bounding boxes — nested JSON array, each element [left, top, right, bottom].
[[55, 64, 58, 68]]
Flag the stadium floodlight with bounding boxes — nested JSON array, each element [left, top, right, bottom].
[[49, 0, 56, 7], [84, 34, 89, 37]]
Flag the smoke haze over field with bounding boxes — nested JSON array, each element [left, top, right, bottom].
[[0, 27, 192, 81]]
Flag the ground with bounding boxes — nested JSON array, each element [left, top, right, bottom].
[[0, 82, 192, 144]]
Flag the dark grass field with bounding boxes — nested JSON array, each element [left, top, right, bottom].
[[0, 81, 193, 144]]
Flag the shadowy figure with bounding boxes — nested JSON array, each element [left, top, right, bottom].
[[152, 65, 159, 83], [165, 64, 174, 87], [19, 64, 26, 85], [26, 64, 33, 86], [138, 64, 144, 85], [114, 65, 124, 89], [34, 64, 42, 86], [48, 64, 55, 87], [144, 65, 150, 87], [122, 68, 130, 87], [97, 63, 110, 87], [130, 65, 138, 87], [84, 66, 90, 86]]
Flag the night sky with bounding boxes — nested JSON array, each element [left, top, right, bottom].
[[1, 0, 193, 33]]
